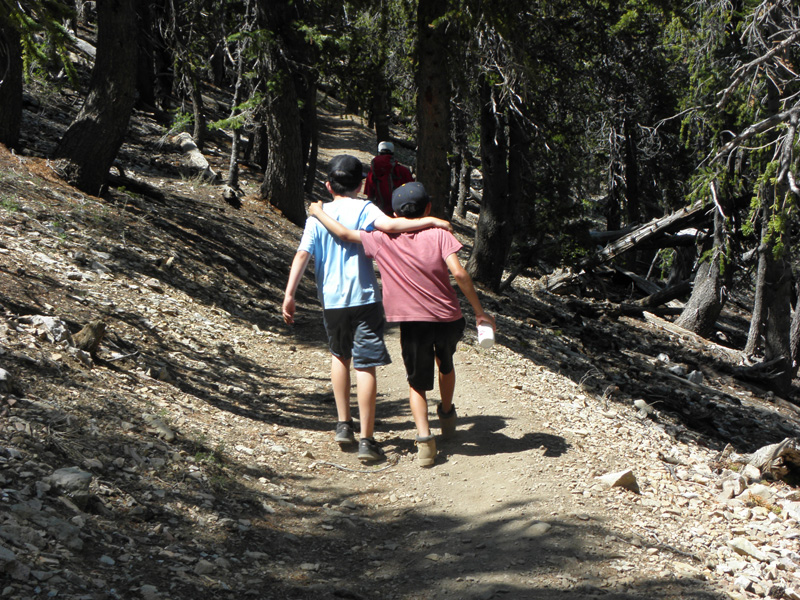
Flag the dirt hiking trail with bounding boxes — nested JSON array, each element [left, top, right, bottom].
[[295, 324, 729, 600]]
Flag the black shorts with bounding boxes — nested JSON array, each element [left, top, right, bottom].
[[322, 303, 391, 369], [399, 318, 465, 391]]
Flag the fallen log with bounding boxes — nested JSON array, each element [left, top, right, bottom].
[[730, 437, 800, 481], [613, 304, 684, 318], [536, 268, 582, 295], [626, 348, 744, 406], [173, 132, 219, 182], [614, 265, 662, 295], [730, 356, 788, 382], [589, 226, 636, 245], [584, 201, 710, 268], [634, 280, 691, 308], [641, 311, 745, 364]]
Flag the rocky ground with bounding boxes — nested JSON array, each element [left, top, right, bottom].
[[0, 88, 799, 600]]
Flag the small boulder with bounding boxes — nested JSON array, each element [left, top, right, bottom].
[[44, 467, 93, 509], [598, 469, 640, 493]]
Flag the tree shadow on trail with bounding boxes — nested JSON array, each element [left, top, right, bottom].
[[380, 413, 569, 460], [447, 414, 569, 458]]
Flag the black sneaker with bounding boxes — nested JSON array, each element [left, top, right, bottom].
[[357, 437, 385, 462], [334, 420, 356, 444]]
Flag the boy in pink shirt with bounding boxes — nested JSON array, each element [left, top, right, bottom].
[[309, 182, 496, 467]]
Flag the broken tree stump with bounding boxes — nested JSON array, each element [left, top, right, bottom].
[[73, 320, 106, 356]]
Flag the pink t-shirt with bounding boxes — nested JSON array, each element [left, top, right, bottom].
[[360, 228, 464, 322]]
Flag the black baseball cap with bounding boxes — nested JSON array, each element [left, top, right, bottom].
[[327, 154, 364, 189], [392, 182, 430, 216]]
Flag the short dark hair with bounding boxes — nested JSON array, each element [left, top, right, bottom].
[[329, 179, 360, 195], [397, 202, 428, 218], [327, 154, 364, 194]]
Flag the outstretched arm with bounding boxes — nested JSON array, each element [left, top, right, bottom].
[[282, 250, 311, 324], [445, 253, 496, 330], [308, 202, 363, 244], [373, 213, 453, 234]]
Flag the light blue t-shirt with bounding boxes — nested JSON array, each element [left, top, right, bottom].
[[298, 197, 385, 310]]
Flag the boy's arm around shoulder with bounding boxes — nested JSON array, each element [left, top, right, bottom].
[[307, 201, 362, 244], [373, 214, 453, 234], [444, 253, 496, 330]]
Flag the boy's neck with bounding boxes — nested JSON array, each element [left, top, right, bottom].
[[330, 192, 358, 202]]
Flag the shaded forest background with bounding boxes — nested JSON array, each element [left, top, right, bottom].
[[1, 0, 800, 397]]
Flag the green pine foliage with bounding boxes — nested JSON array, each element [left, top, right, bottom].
[[3, 0, 77, 84], [5, 0, 799, 290]]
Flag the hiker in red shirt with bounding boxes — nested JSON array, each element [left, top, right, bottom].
[[364, 141, 414, 214]]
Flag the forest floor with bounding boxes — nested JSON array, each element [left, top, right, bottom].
[[0, 89, 800, 600]]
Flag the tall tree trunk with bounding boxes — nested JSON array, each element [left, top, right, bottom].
[[0, 14, 23, 150], [371, 3, 390, 145], [746, 80, 784, 358], [448, 149, 461, 219], [134, 1, 157, 111], [624, 115, 640, 224], [256, 0, 305, 227], [209, 42, 225, 87], [746, 202, 770, 356], [452, 104, 468, 219], [763, 256, 793, 394], [152, 0, 173, 110], [605, 121, 622, 232], [790, 274, 800, 378], [304, 111, 319, 195], [372, 86, 391, 145], [297, 76, 312, 165], [416, 0, 450, 218], [53, 0, 138, 196], [226, 29, 247, 192], [258, 51, 305, 226], [456, 151, 470, 219], [249, 118, 269, 170], [508, 112, 526, 238], [675, 204, 730, 336], [298, 74, 318, 193], [188, 70, 206, 150], [467, 76, 513, 291]]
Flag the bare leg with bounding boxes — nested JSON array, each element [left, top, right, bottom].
[[409, 385, 431, 437], [331, 355, 352, 422], [437, 357, 456, 413], [355, 366, 377, 438]]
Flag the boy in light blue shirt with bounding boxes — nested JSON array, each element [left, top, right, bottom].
[[282, 155, 449, 461]]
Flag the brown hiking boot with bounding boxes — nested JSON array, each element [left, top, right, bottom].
[[437, 403, 457, 439], [415, 434, 436, 467]]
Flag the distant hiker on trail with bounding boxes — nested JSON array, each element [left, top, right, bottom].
[[282, 155, 451, 463], [308, 182, 495, 468], [364, 141, 414, 215]]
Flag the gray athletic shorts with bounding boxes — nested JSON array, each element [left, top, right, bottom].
[[322, 302, 391, 369]]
